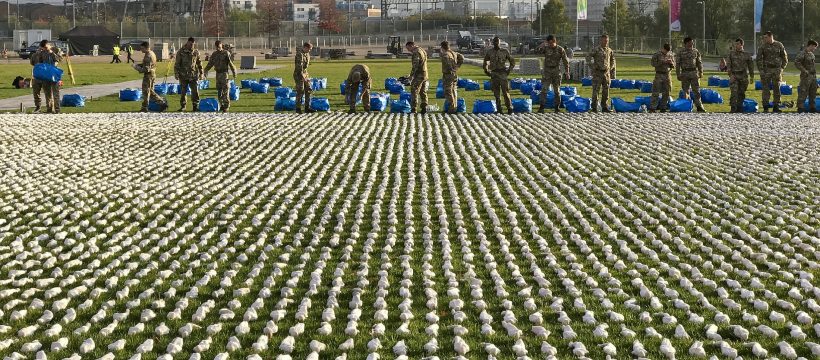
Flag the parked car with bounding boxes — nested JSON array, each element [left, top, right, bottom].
[[17, 45, 39, 60]]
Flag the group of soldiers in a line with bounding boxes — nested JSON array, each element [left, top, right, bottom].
[[300, 32, 817, 115], [28, 37, 237, 113]]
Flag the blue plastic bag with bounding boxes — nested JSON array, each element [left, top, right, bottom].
[[390, 99, 411, 113], [700, 89, 723, 104], [457, 78, 468, 88], [275, 97, 296, 111], [464, 80, 480, 91], [274, 87, 293, 98], [387, 82, 405, 94], [198, 80, 210, 90], [561, 86, 577, 96], [436, 87, 445, 99], [154, 83, 169, 95], [444, 98, 466, 113], [370, 93, 390, 111], [511, 98, 532, 113], [678, 89, 696, 99], [399, 91, 412, 102], [310, 97, 330, 112], [530, 91, 542, 104], [780, 84, 793, 95], [612, 97, 643, 112], [311, 78, 327, 91], [472, 100, 497, 114], [669, 98, 693, 112], [803, 98, 820, 109], [520, 82, 536, 95], [147, 98, 167, 112], [510, 78, 525, 90], [719, 79, 730, 88], [565, 97, 591, 113], [385, 78, 398, 89], [610, 79, 620, 88], [119, 88, 142, 101], [634, 96, 652, 107], [743, 99, 758, 113], [619, 79, 635, 89], [198, 98, 219, 112], [33, 63, 63, 82], [229, 85, 240, 101], [484, 80, 492, 90], [241, 79, 256, 89], [708, 76, 721, 87], [581, 77, 593, 86], [640, 82, 653, 93], [252, 82, 270, 94], [60, 94, 85, 107]]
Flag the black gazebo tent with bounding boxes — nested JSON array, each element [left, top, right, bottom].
[[59, 26, 120, 56]]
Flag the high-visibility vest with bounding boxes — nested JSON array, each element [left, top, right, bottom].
[[113, 46, 120, 56]]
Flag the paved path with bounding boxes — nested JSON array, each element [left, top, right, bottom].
[[0, 65, 280, 111]]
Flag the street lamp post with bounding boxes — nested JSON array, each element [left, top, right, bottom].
[[697, 0, 705, 52], [614, 0, 617, 51]]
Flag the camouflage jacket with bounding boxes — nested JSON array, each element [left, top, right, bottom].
[[727, 49, 754, 78], [756, 40, 788, 70], [440, 49, 464, 77], [294, 49, 310, 77], [587, 45, 615, 73], [675, 47, 702, 76], [651, 50, 675, 74], [175, 46, 203, 80], [483, 47, 515, 73], [204, 49, 237, 75], [410, 47, 428, 80], [347, 64, 371, 85], [30, 49, 62, 66], [538, 44, 569, 70], [794, 49, 816, 76], [142, 50, 158, 75]]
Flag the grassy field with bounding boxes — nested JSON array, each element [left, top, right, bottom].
[[1, 56, 808, 113], [0, 62, 144, 100]]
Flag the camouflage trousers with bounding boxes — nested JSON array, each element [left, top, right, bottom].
[[443, 75, 458, 114], [179, 78, 200, 110], [650, 73, 671, 110], [410, 77, 428, 112], [32, 79, 60, 113], [215, 72, 231, 111], [541, 69, 562, 108], [346, 80, 371, 111], [760, 68, 783, 104], [141, 73, 166, 111], [591, 70, 611, 110], [729, 74, 749, 110], [294, 73, 312, 110], [798, 73, 818, 111], [489, 70, 511, 112], [679, 71, 703, 109]]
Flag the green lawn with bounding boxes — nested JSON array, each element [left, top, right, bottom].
[[3, 56, 808, 113], [0, 62, 144, 99]]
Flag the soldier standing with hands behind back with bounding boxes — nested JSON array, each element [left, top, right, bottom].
[[175, 37, 203, 112], [535, 34, 569, 113], [483, 36, 515, 114], [794, 40, 818, 113], [586, 34, 616, 112], [726, 38, 754, 113], [440, 41, 464, 114], [675, 37, 706, 112], [756, 31, 788, 112], [649, 43, 675, 112], [204, 40, 237, 113]]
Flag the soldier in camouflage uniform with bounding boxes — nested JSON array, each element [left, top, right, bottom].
[[204, 40, 237, 113], [726, 38, 754, 113], [483, 36, 515, 114], [794, 40, 818, 113], [175, 37, 204, 112], [440, 41, 464, 114], [535, 34, 569, 113], [346, 64, 371, 113], [756, 31, 788, 112], [405, 41, 429, 114], [586, 34, 616, 112], [294, 42, 315, 113], [675, 37, 706, 112], [650, 43, 675, 112], [139, 42, 169, 113], [29, 39, 62, 113]]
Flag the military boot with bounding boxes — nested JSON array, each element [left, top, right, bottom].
[[772, 103, 782, 113]]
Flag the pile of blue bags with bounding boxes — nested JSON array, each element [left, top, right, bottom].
[[251, 82, 270, 94], [61, 94, 85, 107], [241, 79, 256, 89], [463, 80, 480, 91], [311, 78, 327, 91], [274, 87, 292, 98], [275, 97, 297, 111], [473, 100, 497, 114], [565, 97, 592, 112], [385, 78, 405, 94], [260, 78, 283, 87], [119, 88, 142, 101], [511, 98, 532, 113], [198, 98, 220, 112], [370, 93, 390, 112], [310, 97, 331, 112]]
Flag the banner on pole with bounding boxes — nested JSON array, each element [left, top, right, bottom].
[[670, 0, 681, 32], [754, 0, 763, 33], [577, 0, 587, 20]]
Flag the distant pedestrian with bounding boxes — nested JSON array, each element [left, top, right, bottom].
[[111, 44, 121, 63], [125, 44, 135, 63]]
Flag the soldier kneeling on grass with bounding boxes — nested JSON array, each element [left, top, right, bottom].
[[346, 64, 371, 113]]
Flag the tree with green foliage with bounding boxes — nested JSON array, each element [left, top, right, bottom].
[[602, 0, 630, 41], [532, 0, 572, 35]]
